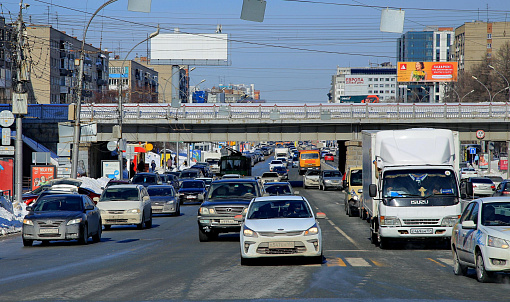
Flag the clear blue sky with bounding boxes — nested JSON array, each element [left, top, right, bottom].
[[2, 0, 509, 103]]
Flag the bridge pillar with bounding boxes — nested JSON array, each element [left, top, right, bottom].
[[171, 65, 181, 106], [344, 140, 362, 173]]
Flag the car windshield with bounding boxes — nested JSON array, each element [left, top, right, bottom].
[[181, 181, 205, 189], [33, 196, 83, 211], [207, 183, 258, 199], [306, 170, 320, 176], [350, 170, 362, 186], [101, 188, 140, 201], [180, 171, 198, 178], [206, 159, 219, 165], [247, 200, 312, 219], [264, 185, 292, 195], [301, 153, 319, 159], [132, 175, 157, 183], [481, 203, 510, 226], [324, 171, 341, 177], [147, 187, 174, 197]]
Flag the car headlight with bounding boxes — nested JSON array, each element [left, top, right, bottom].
[[441, 215, 460, 227], [243, 225, 258, 238], [166, 200, 175, 204], [67, 218, 83, 225], [23, 219, 33, 226], [304, 223, 319, 236], [380, 216, 401, 226], [488, 235, 510, 249], [242, 208, 248, 215], [199, 207, 215, 215], [127, 208, 141, 214], [324, 179, 332, 183]]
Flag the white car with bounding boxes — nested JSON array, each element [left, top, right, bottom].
[[303, 169, 321, 189], [95, 184, 152, 230], [269, 160, 284, 171], [451, 197, 510, 282], [275, 157, 288, 168], [460, 167, 478, 179], [238, 196, 325, 265], [260, 172, 280, 185]]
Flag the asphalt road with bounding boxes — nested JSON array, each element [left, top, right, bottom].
[[0, 156, 508, 301]]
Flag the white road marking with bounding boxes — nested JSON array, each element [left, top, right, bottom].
[[345, 258, 371, 267], [333, 226, 363, 250], [438, 258, 454, 266]]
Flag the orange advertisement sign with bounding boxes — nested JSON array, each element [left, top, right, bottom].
[[397, 62, 458, 82], [31, 165, 56, 190]]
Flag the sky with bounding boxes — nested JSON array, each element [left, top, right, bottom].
[[2, 0, 510, 103]]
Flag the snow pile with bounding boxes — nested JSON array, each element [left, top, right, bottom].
[[0, 203, 27, 236], [79, 176, 110, 194]]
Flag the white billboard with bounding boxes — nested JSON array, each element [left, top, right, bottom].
[[150, 33, 229, 66]]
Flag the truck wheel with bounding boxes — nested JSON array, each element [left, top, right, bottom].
[[379, 236, 390, 249], [370, 228, 378, 245]]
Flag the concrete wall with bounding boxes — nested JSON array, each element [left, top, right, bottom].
[[344, 140, 362, 173]]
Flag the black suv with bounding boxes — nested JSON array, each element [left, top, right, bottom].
[[131, 172, 162, 187], [197, 179, 263, 242], [493, 179, 510, 196]]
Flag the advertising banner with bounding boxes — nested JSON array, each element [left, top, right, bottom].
[[339, 95, 379, 103], [31, 165, 56, 190], [500, 157, 508, 171], [0, 158, 14, 198], [398, 62, 458, 82], [102, 160, 121, 179], [479, 153, 489, 169]]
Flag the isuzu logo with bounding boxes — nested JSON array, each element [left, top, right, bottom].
[[411, 200, 429, 205], [226, 208, 232, 212]]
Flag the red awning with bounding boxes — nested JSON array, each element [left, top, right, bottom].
[[134, 146, 146, 153]]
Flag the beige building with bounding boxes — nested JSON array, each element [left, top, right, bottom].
[[0, 17, 13, 104], [26, 25, 109, 104], [108, 59, 158, 103], [452, 21, 510, 72]]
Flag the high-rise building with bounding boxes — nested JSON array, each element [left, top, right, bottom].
[[397, 26, 454, 103], [452, 21, 510, 72], [25, 25, 109, 104], [330, 64, 397, 103], [108, 59, 158, 103], [0, 17, 13, 104]]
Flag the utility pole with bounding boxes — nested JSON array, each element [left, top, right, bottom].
[[12, 1, 30, 205]]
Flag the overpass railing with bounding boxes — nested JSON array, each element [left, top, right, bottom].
[[79, 102, 510, 121]]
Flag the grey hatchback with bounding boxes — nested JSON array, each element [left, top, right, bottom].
[[319, 170, 343, 191]]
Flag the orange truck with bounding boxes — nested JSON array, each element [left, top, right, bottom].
[[298, 150, 321, 175]]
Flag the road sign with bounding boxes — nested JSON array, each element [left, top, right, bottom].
[[469, 147, 477, 155], [476, 129, 485, 139], [107, 141, 118, 151], [0, 111, 14, 127], [2, 128, 10, 145], [0, 146, 15, 155]]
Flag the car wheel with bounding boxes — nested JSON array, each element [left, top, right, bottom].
[[314, 253, 324, 264], [145, 211, 152, 229], [379, 236, 390, 249], [198, 228, 210, 242], [323, 185, 327, 191], [137, 214, 145, 230], [92, 223, 102, 243], [104, 225, 111, 230], [476, 251, 493, 283], [22, 238, 33, 247], [304, 184, 308, 189], [452, 248, 467, 276], [78, 225, 88, 245]]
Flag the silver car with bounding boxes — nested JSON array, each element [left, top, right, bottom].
[[461, 177, 495, 198], [319, 170, 343, 191], [303, 169, 320, 189]]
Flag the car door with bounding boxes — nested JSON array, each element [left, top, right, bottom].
[[460, 202, 479, 264], [84, 196, 99, 232], [141, 187, 151, 220], [455, 202, 474, 262]]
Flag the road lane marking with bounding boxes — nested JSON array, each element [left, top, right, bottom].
[[427, 258, 446, 267], [345, 257, 370, 267], [369, 259, 387, 267], [325, 250, 369, 252], [438, 258, 454, 266], [326, 257, 346, 267], [327, 219, 335, 226], [333, 226, 363, 250]]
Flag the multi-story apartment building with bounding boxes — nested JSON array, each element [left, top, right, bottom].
[[397, 26, 454, 102], [0, 17, 13, 104], [330, 64, 397, 103], [452, 21, 510, 72], [108, 59, 158, 103], [25, 25, 109, 104]]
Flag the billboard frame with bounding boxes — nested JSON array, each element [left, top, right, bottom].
[[31, 165, 56, 191]]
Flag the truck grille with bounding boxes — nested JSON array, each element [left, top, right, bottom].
[[214, 206, 245, 215], [402, 219, 440, 226]]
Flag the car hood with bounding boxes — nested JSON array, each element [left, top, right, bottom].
[[245, 217, 316, 232], [178, 188, 205, 194], [481, 225, 510, 240], [202, 200, 252, 207], [25, 211, 83, 220], [150, 196, 176, 203], [96, 200, 142, 210]]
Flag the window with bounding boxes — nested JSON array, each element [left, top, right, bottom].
[[488, 33, 492, 39], [368, 78, 372, 81], [368, 90, 372, 93], [386, 78, 390, 81], [385, 84, 389, 87], [487, 43, 492, 49], [379, 78, 384, 81], [436, 34, 441, 47], [447, 34, 451, 46], [391, 90, 395, 94], [374, 78, 378, 81]]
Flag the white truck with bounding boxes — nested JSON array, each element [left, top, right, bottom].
[[274, 147, 290, 159], [362, 128, 461, 249], [202, 151, 221, 174]]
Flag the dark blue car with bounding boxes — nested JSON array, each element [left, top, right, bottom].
[[272, 166, 289, 180], [178, 180, 206, 204]]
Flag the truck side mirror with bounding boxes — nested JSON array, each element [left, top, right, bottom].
[[466, 181, 474, 196], [369, 184, 377, 197], [343, 180, 347, 188]]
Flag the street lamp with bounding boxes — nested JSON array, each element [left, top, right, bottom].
[[472, 75, 492, 102], [461, 89, 475, 102], [162, 66, 195, 103], [492, 87, 510, 102], [407, 88, 419, 103], [488, 64, 510, 102], [420, 86, 431, 103], [117, 26, 160, 179]]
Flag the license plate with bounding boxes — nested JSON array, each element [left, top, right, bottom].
[[152, 206, 163, 210], [269, 242, 294, 248], [39, 228, 59, 234], [410, 228, 433, 234], [220, 219, 236, 224], [186, 195, 196, 199]]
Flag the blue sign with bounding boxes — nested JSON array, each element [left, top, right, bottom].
[[469, 147, 476, 155]]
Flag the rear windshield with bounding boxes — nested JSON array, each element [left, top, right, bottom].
[[132, 175, 157, 183], [271, 160, 282, 165], [306, 170, 320, 176], [34, 196, 83, 211], [323, 171, 341, 177], [181, 181, 205, 189], [264, 185, 292, 195], [262, 173, 279, 178], [180, 171, 199, 178], [471, 178, 494, 184]]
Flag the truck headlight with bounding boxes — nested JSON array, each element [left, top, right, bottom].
[[304, 223, 319, 235], [23, 219, 33, 226], [127, 208, 141, 214], [441, 215, 460, 227], [488, 235, 510, 249], [243, 226, 258, 237], [351, 194, 359, 201], [380, 216, 401, 226], [67, 218, 83, 225], [199, 207, 215, 215]]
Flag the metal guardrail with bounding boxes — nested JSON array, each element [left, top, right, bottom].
[[0, 104, 69, 123], [78, 102, 510, 121]]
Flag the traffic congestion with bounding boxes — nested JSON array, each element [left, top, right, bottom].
[[1, 132, 510, 301]]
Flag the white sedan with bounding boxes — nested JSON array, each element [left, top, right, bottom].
[[238, 196, 325, 265], [451, 197, 510, 282], [269, 160, 284, 172]]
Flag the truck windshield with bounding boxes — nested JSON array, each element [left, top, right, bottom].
[[350, 170, 362, 186], [301, 153, 318, 159], [383, 169, 458, 199]]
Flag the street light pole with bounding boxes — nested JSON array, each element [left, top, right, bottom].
[[117, 26, 160, 179], [72, 0, 118, 178], [471, 75, 492, 102], [488, 64, 510, 103], [461, 89, 475, 102], [406, 88, 419, 103]]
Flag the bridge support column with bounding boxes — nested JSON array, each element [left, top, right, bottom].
[[344, 140, 362, 173], [171, 65, 181, 106]]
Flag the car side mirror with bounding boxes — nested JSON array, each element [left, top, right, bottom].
[[93, 197, 100, 203], [316, 212, 326, 219], [369, 184, 377, 197], [85, 205, 95, 211], [461, 220, 476, 229], [26, 206, 33, 211]]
